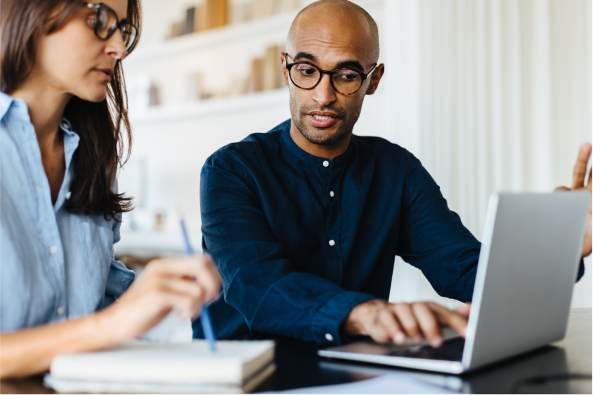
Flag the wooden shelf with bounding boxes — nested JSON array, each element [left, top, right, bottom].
[[115, 230, 202, 256], [129, 87, 288, 125], [123, 0, 384, 65], [124, 11, 298, 65]]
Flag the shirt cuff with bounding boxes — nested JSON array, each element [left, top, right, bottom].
[[576, 259, 585, 282], [311, 291, 375, 345]]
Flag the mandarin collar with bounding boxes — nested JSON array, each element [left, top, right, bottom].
[[279, 119, 354, 168]]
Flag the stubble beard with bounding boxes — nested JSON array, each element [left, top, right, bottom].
[[289, 94, 363, 146]]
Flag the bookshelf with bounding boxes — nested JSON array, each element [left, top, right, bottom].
[[118, 0, 388, 254]]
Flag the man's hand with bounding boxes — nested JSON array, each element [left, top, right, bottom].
[[555, 143, 592, 259], [341, 299, 471, 348]]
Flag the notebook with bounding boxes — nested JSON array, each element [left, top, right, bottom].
[[44, 340, 275, 393]]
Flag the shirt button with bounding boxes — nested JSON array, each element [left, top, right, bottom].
[[325, 333, 334, 342], [323, 160, 329, 167], [329, 240, 335, 246], [49, 246, 58, 255], [37, 186, 41, 193], [330, 191, 335, 197], [66, 191, 71, 199], [56, 306, 65, 315]]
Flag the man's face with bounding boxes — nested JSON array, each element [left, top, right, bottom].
[[283, 7, 383, 146]]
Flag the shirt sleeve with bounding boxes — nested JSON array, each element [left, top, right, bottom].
[[200, 154, 373, 344], [397, 155, 481, 302]]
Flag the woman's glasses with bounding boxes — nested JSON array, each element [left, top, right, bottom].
[[284, 53, 377, 96], [82, 2, 138, 53]]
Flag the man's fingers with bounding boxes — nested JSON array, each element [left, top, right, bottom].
[[455, 303, 471, 319], [392, 303, 421, 342], [588, 167, 592, 191], [430, 303, 469, 338], [554, 186, 570, 192], [372, 308, 403, 344], [411, 303, 443, 347], [572, 143, 592, 190]]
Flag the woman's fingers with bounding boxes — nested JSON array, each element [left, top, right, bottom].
[[145, 255, 221, 302], [194, 254, 221, 301]]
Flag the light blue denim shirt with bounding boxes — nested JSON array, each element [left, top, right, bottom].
[[0, 92, 135, 332]]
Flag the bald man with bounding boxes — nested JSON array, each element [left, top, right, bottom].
[[198, 0, 591, 346]]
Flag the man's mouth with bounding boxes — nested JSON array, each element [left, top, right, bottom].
[[307, 111, 339, 128]]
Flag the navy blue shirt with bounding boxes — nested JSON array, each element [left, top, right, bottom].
[[197, 119, 486, 344]]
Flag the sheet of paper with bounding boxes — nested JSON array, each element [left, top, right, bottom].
[[139, 310, 192, 343], [268, 374, 460, 394]]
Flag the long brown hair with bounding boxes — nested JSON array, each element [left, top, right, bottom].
[[0, 0, 141, 220]]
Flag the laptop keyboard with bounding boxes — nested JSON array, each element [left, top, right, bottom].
[[388, 337, 465, 361]]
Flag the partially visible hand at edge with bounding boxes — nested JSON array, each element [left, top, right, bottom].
[[555, 142, 592, 259]]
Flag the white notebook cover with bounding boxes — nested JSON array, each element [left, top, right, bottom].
[[49, 340, 275, 386]]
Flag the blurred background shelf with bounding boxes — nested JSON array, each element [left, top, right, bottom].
[[125, 12, 298, 65], [115, 230, 202, 257], [129, 88, 289, 125]]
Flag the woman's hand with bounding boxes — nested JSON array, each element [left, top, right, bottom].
[[99, 255, 221, 343]]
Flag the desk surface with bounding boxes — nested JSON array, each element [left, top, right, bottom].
[[2, 308, 590, 394]]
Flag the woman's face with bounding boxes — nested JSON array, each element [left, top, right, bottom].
[[35, 0, 129, 102]]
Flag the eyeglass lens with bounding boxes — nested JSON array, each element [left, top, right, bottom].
[[290, 63, 363, 95], [95, 6, 137, 50]]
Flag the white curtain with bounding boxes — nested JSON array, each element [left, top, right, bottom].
[[383, 0, 592, 308]]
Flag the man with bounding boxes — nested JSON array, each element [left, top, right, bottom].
[[198, 0, 591, 347]]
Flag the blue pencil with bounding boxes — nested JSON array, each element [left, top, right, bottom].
[[179, 216, 216, 352]]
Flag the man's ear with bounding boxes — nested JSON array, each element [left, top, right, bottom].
[[365, 63, 385, 95], [281, 52, 290, 87]]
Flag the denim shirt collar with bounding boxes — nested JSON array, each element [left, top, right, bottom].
[[0, 91, 13, 120], [0, 92, 81, 212], [279, 118, 354, 169]]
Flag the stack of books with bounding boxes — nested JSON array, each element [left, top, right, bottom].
[[44, 340, 276, 393]]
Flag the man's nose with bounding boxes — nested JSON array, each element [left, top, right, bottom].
[[312, 73, 337, 108]]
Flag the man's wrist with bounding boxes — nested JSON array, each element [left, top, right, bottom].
[[341, 298, 377, 337]]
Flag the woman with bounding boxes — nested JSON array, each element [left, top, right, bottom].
[[0, 0, 220, 378]]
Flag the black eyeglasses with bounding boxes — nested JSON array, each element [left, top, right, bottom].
[[82, 2, 138, 53], [284, 53, 377, 96]]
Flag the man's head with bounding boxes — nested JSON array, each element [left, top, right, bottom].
[[283, 0, 384, 147]]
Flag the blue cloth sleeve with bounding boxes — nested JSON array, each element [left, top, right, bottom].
[[397, 155, 482, 302]]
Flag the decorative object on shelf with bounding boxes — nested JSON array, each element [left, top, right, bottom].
[[185, 72, 205, 102], [168, 0, 229, 39], [183, 43, 284, 102], [154, 212, 166, 232], [148, 82, 161, 106], [166, 0, 301, 40]]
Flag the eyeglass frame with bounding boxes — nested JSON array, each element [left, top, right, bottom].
[[283, 53, 378, 96], [81, 2, 138, 52]]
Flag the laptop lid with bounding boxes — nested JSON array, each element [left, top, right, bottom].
[[462, 192, 589, 371]]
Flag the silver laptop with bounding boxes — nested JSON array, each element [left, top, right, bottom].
[[319, 192, 590, 374]]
